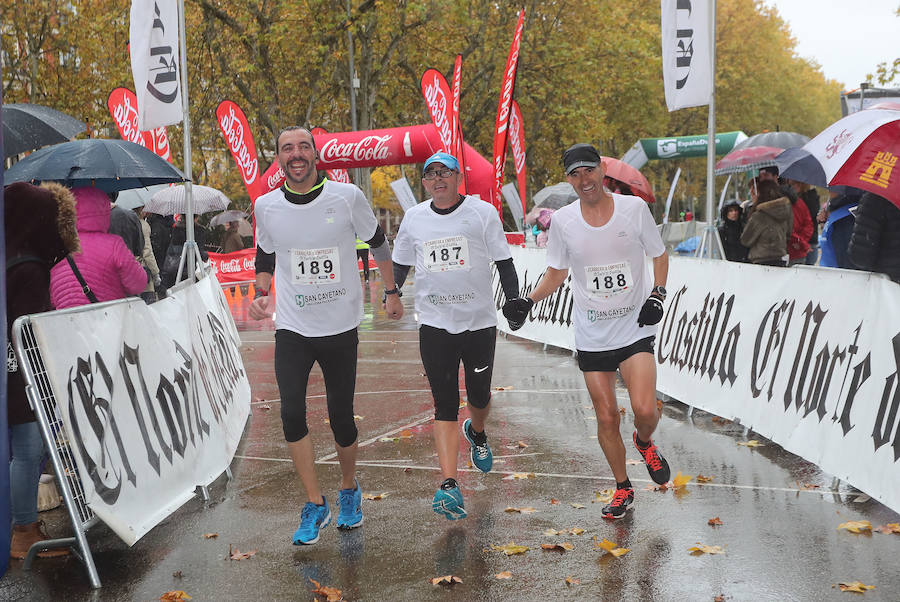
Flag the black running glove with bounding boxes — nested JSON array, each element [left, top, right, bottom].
[[502, 297, 534, 331], [637, 295, 664, 327]]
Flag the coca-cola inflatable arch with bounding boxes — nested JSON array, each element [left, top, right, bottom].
[[217, 101, 493, 203]]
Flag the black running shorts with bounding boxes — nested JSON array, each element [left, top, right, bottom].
[[418, 324, 496, 421], [577, 336, 655, 373]]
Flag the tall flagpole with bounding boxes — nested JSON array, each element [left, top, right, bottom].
[[698, 0, 723, 258], [178, 0, 196, 281]]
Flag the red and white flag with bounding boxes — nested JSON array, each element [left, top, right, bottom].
[[420, 68, 453, 153], [311, 127, 352, 184], [450, 54, 468, 193], [491, 9, 526, 214], [216, 100, 262, 201], [509, 100, 527, 214], [260, 161, 285, 196], [107, 87, 172, 163]]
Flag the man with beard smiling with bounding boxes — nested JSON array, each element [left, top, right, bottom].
[[503, 143, 671, 520], [249, 126, 403, 544], [391, 152, 521, 520]]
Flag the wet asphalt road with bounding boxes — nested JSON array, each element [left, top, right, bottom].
[[3, 279, 900, 601]]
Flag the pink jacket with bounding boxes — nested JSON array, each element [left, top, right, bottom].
[[50, 187, 148, 309]]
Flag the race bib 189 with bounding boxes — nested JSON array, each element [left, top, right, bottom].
[[584, 262, 633, 298], [423, 236, 470, 272], [291, 247, 341, 285]]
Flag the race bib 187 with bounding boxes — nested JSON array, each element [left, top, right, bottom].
[[584, 262, 633, 298], [291, 247, 341, 285], [423, 236, 470, 272]]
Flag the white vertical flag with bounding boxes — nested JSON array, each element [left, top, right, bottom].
[[130, 0, 183, 130], [661, 0, 712, 111]]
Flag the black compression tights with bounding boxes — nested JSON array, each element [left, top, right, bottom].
[[274, 328, 359, 446]]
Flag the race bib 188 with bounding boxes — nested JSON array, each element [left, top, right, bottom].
[[584, 262, 633, 298], [423, 236, 470, 272], [291, 247, 341, 285]]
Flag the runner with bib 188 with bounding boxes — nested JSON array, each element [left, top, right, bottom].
[[503, 143, 671, 519], [392, 152, 522, 520]]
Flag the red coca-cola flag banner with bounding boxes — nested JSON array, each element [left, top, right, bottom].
[[107, 87, 173, 163], [311, 127, 352, 184], [510, 100, 527, 214], [420, 68, 453, 153], [216, 100, 262, 201], [209, 248, 257, 283], [491, 9, 526, 215], [450, 54, 468, 194], [259, 161, 285, 196]]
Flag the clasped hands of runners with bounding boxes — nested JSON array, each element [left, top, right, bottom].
[[501, 292, 664, 331]]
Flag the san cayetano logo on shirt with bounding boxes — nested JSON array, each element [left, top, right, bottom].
[[587, 306, 635, 321], [295, 288, 347, 308], [428, 292, 476, 305]]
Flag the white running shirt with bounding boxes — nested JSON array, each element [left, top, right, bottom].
[[393, 196, 512, 334], [255, 180, 378, 337], [545, 193, 665, 351]]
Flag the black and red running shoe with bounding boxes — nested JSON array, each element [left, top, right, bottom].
[[633, 431, 671, 485], [601, 487, 635, 519]]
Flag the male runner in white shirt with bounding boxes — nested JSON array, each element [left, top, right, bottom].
[[392, 152, 521, 520], [503, 143, 671, 519], [249, 127, 403, 543]]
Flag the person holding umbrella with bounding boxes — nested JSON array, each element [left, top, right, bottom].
[[248, 126, 403, 545], [503, 144, 671, 520]]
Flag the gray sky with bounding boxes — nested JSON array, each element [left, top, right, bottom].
[[763, 0, 898, 90]]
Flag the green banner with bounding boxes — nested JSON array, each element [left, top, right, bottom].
[[639, 132, 746, 160]]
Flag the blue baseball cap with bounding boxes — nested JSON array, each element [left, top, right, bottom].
[[423, 152, 460, 173]]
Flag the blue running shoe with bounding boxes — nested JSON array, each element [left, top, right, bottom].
[[292, 498, 331, 545], [462, 418, 493, 473], [337, 479, 363, 529], [432, 484, 467, 520]]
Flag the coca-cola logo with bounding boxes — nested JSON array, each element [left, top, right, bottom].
[[825, 129, 854, 160], [219, 105, 260, 185], [319, 134, 392, 164], [213, 256, 256, 274], [509, 108, 525, 172], [150, 127, 171, 162], [267, 166, 285, 191], [111, 92, 146, 145], [328, 169, 352, 184], [424, 75, 452, 150]]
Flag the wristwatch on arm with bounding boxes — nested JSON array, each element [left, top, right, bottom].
[[651, 285, 667, 300], [382, 286, 402, 304]]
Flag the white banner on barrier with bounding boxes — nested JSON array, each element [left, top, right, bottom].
[[29, 276, 250, 545], [494, 247, 900, 514]]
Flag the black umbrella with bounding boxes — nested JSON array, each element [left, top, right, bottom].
[[1, 103, 86, 158], [5, 138, 187, 193], [731, 131, 810, 152]]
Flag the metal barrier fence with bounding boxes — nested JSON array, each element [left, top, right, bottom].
[[13, 314, 101, 588]]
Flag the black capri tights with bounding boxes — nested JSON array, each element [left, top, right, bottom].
[[419, 324, 496, 421], [274, 328, 359, 447]]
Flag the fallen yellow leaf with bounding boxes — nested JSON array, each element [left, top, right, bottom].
[[229, 547, 257, 561], [796, 481, 820, 490], [837, 581, 874, 593], [309, 578, 342, 601], [607, 547, 630, 557], [564, 576, 580, 586], [362, 492, 387, 500], [688, 543, 725, 555], [696, 474, 714, 483], [708, 517, 724, 526], [544, 528, 562, 536], [672, 472, 693, 489], [541, 542, 574, 552], [570, 503, 586, 509], [504, 506, 537, 514], [494, 386, 514, 391], [430, 575, 463, 586], [503, 472, 536, 480], [549, 498, 560, 505], [875, 523, 900, 534], [593, 489, 615, 504], [737, 440, 763, 447], [595, 539, 617, 552], [568, 527, 586, 535], [838, 520, 872, 534], [495, 571, 512, 580], [202, 533, 218, 539], [491, 541, 530, 556], [645, 483, 669, 492], [160, 592, 192, 601]]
